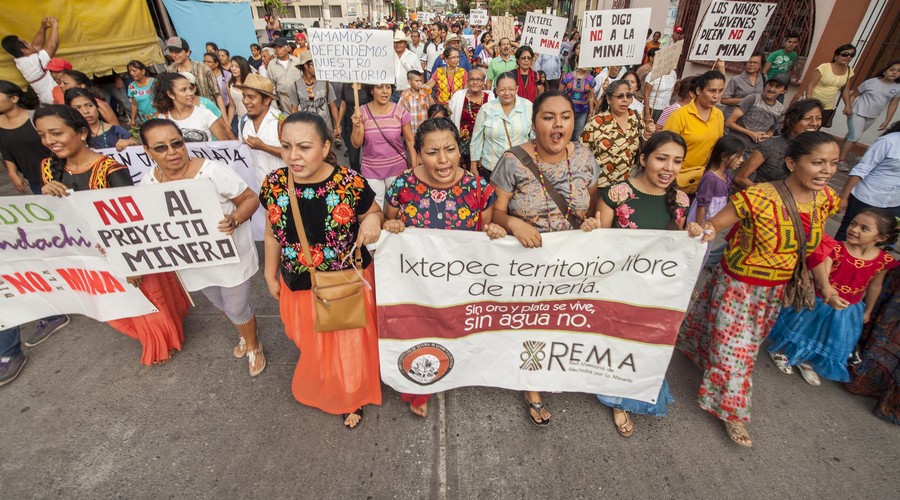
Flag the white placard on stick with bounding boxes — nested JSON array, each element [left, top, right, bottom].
[[491, 16, 515, 43], [307, 28, 394, 84], [579, 8, 652, 67], [521, 12, 568, 56], [688, 1, 775, 61], [469, 9, 488, 26], [647, 40, 683, 82], [417, 12, 435, 25]]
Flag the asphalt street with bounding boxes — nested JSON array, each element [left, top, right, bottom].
[[1, 147, 897, 499]]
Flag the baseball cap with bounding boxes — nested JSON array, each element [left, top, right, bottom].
[[769, 73, 790, 87], [269, 38, 289, 47], [674, 26, 684, 34], [46, 57, 73, 72], [166, 36, 189, 51]]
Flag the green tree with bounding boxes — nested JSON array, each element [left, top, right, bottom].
[[262, 0, 288, 17], [394, 0, 408, 19], [488, 0, 550, 17], [457, 0, 472, 15]]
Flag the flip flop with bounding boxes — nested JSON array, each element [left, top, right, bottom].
[[342, 407, 364, 429], [724, 421, 753, 448], [613, 409, 634, 438], [525, 397, 551, 426]]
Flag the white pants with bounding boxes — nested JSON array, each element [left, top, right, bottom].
[[366, 176, 397, 213]]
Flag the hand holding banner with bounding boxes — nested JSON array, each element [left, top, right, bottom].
[[579, 8, 653, 68], [688, 1, 775, 61], [521, 12, 568, 56], [307, 28, 394, 84]]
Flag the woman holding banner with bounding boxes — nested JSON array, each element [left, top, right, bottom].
[[680, 131, 841, 447], [139, 119, 266, 377], [34, 105, 190, 366], [491, 90, 601, 425], [383, 117, 507, 417], [261, 112, 384, 429]]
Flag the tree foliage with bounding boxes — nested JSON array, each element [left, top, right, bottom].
[[487, 0, 551, 17], [262, 0, 288, 17], [394, 0, 408, 19]]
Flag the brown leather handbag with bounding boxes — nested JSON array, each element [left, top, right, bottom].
[[287, 174, 368, 332]]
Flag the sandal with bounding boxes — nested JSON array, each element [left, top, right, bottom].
[[233, 336, 247, 358], [769, 351, 793, 375], [797, 363, 821, 386], [247, 345, 266, 377], [342, 407, 364, 429], [724, 421, 753, 447], [525, 396, 551, 426], [613, 409, 634, 438]]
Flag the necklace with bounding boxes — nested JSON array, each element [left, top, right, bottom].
[[158, 161, 192, 182], [91, 122, 109, 148], [465, 93, 485, 119], [531, 141, 574, 230]]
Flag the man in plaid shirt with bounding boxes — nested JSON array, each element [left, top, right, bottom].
[[398, 70, 434, 134]]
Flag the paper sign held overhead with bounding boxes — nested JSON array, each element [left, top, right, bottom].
[[688, 1, 775, 61], [491, 16, 515, 43], [307, 28, 394, 84], [647, 40, 683, 83], [521, 12, 568, 56], [469, 9, 488, 26], [579, 8, 652, 68]]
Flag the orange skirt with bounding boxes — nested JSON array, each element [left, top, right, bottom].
[[279, 266, 382, 414], [107, 272, 191, 365]]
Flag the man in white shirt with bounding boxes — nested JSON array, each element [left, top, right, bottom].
[[1, 17, 60, 105], [423, 22, 444, 80], [393, 32, 422, 102], [409, 30, 426, 64], [235, 74, 283, 190]]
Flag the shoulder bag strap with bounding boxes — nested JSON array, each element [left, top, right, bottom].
[[510, 145, 581, 229], [369, 104, 412, 169], [287, 173, 320, 291], [772, 180, 809, 257], [502, 119, 512, 147]]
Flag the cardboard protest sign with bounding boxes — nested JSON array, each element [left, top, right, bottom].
[[376, 229, 706, 401], [491, 16, 515, 43], [306, 28, 394, 84], [521, 12, 568, 56], [469, 9, 488, 26], [0, 195, 157, 329], [95, 141, 266, 241], [73, 180, 239, 277], [579, 8, 652, 67], [647, 40, 683, 82], [689, 1, 775, 61]]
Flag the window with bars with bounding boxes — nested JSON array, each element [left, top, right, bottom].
[[330, 5, 343, 18], [677, 0, 815, 75], [611, 0, 631, 9], [255, 6, 268, 18], [299, 6, 322, 18]]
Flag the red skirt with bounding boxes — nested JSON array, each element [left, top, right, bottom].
[[279, 266, 382, 414], [107, 272, 190, 365]]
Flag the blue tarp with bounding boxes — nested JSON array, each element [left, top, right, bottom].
[[162, 0, 258, 59]]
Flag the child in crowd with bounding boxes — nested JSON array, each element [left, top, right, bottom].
[[839, 60, 900, 165], [590, 131, 691, 437], [687, 136, 745, 226], [768, 209, 898, 385], [763, 32, 800, 102], [427, 103, 449, 119], [398, 70, 434, 135], [656, 76, 694, 128], [724, 74, 788, 155]]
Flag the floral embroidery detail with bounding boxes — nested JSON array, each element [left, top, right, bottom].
[[386, 169, 496, 230], [615, 204, 637, 228], [268, 204, 283, 224], [607, 182, 634, 204], [302, 188, 315, 199]]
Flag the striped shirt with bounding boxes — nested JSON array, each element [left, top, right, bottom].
[[361, 103, 411, 179], [469, 97, 533, 171]]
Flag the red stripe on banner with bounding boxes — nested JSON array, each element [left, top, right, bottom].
[[378, 299, 683, 346]]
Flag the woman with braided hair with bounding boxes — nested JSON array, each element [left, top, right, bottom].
[[586, 130, 690, 437], [34, 105, 190, 366]]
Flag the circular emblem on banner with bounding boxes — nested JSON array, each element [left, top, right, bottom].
[[398, 342, 454, 385]]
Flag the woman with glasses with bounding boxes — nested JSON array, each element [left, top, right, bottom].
[[469, 72, 532, 181], [139, 118, 265, 376], [449, 68, 494, 167], [425, 47, 468, 107], [514, 46, 543, 102], [582, 79, 655, 188], [720, 53, 765, 120], [793, 44, 856, 128]]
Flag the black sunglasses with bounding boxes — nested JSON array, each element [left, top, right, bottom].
[[149, 140, 186, 154]]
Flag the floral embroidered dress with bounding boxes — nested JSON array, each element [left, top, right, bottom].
[[260, 165, 375, 290], [601, 180, 690, 229], [459, 92, 489, 159], [596, 179, 689, 416], [386, 169, 496, 230], [581, 109, 645, 188]]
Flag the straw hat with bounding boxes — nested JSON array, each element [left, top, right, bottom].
[[234, 73, 277, 99], [393, 31, 412, 44]]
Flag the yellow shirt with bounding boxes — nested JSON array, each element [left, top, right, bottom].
[[810, 62, 854, 110], [663, 99, 724, 193]]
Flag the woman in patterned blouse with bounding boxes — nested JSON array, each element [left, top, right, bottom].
[[582, 80, 655, 189], [261, 112, 384, 429]]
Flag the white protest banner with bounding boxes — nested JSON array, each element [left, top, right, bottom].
[[93, 141, 266, 241], [579, 8, 652, 67], [469, 9, 488, 26], [491, 16, 515, 43], [647, 40, 683, 83], [521, 12, 568, 56], [73, 180, 239, 277], [417, 12, 435, 25], [0, 195, 157, 329], [307, 28, 394, 84], [689, 1, 775, 61], [376, 229, 706, 402]]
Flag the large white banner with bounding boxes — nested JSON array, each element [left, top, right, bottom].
[[579, 8, 652, 67], [688, 1, 775, 61], [94, 141, 266, 241], [0, 196, 156, 329], [521, 12, 568, 56], [73, 180, 239, 277], [307, 28, 394, 84], [375, 229, 706, 403]]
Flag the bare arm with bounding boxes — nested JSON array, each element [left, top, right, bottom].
[[863, 270, 888, 323], [733, 149, 765, 189], [838, 176, 861, 210], [882, 96, 899, 128], [402, 123, 417, 168], [350, 108, 365, 148], [5, 160, 29, 194], [210, 116, 235, 141], [263, 223, 282, 300], [725, 107, 766, 143], [356, 199, 384, 246], [97, 101, 120, 127], [491, 186, 542, 248], [42, 18, 60, 58], [792, 69, 822, 105]]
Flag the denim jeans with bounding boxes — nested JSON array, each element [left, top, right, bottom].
[[0, 327, 22, 358], [573, 112, 588, 141]]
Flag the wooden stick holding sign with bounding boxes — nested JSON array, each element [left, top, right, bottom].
[[175, 271, 196, 307]]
